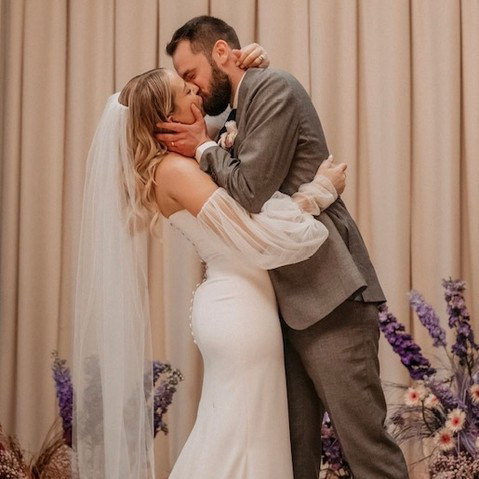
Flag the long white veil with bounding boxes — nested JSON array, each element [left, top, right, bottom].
[[72, 93, 155, 478]]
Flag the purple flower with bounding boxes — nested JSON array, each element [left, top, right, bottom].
[[153, 366, 183, 437], [153, 360, 172, 384], [427, 380, 466, 411], [409, 290, 447, 347], [378, 304, 436, 380], [51, 351, 73, 447], [321, 414, 352, 476], [442, 279, 479, 368], [50, 353, 183, 445]]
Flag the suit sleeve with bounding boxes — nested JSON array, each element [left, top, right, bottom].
[[199, 74, 300, 214]]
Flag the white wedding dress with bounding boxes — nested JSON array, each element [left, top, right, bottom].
[[167, 187, 332, 479]]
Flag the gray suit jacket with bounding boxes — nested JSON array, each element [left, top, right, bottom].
[[200, 68, 385, 330]]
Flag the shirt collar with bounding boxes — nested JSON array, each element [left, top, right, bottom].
[[232, 72, 247, 109]]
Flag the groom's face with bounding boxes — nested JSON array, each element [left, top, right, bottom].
[[173, 40, 231, 116]]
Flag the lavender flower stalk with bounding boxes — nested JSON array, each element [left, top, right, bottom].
[[427, 380, 466, 411], [321, 414, 352, 477], [409, 290, 447, 347], [378, 304, 436, 380], [153, 365, 184, 436], [443, 279, 479, 370], [51, 351, 73, 447]]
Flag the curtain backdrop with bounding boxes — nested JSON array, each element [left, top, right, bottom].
[[1, 1, 478, 477]]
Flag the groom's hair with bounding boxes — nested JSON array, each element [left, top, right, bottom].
[[166, 16, 241, 59]]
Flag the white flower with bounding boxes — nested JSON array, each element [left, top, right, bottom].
[[404, 387, 422, 406], [434, 428, 455, 451], [414, 381, 428, 400], [445, 408, 466, 432], [218, 121, 238, 151], [424, 394, 439, 408], [469, 384, 479, 405]]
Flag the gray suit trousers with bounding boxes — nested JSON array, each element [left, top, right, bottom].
[[284, 300, 410, 479]]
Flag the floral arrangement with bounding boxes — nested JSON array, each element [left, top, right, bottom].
[[380, 279, 479, 478], [51, 353, 73, 448], [0, 352, 183, 478], [320, 278, 479, 478]]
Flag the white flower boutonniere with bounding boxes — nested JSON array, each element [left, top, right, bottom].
[[218, 120, 238, 151]]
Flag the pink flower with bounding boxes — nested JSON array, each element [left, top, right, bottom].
[[404, 387, 422, 406], [469, 384, 479, 405], [434, 428, 455, 451], [445, 408, 466, 432]]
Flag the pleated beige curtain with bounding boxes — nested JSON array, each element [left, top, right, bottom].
[[0, 1, 478, 477]]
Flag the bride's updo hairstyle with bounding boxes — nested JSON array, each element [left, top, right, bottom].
[[119, 68, 175, 223]]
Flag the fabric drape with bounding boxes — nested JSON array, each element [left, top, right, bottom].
[[1, 1, 478, 477]]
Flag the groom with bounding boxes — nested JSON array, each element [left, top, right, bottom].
[[158, 16, 409, 479]]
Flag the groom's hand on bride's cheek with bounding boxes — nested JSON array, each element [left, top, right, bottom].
[[155, 105, 210, 158]]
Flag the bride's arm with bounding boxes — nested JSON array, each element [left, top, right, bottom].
[[232, 43, 270, 69], [157, 155, 340, 269]]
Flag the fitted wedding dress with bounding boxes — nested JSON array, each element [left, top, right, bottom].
[[167, 187, 333, 479]]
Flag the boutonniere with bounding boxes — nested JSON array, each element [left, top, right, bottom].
[[218, 120, 238, 151]]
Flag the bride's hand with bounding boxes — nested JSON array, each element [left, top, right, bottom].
[[291, 155, 346, 215], [316, 155, 347, 195], [232, 43, 270, 69]]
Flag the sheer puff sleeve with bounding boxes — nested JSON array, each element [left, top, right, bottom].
[[291, 172, 338, 216], [196, 187, 329, 269]]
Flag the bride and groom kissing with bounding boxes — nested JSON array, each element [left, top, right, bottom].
[[157, 16, 409, 479], [74, 14, 410, 479]]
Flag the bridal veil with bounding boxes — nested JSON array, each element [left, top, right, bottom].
[[72, 93, 155, 479]]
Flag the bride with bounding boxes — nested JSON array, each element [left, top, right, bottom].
[[72, 64, 346, 478]]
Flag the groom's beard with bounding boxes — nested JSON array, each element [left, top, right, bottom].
[[202, 62, 231, 116]]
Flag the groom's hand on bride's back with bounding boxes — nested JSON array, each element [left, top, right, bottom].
[[155, 104, 210, 158]]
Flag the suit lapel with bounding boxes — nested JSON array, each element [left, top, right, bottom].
[[235, 68, 258, 127], [234, 69, 262, 155]]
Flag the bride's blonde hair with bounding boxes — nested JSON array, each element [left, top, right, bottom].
[[119, 68, 174, 226]]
